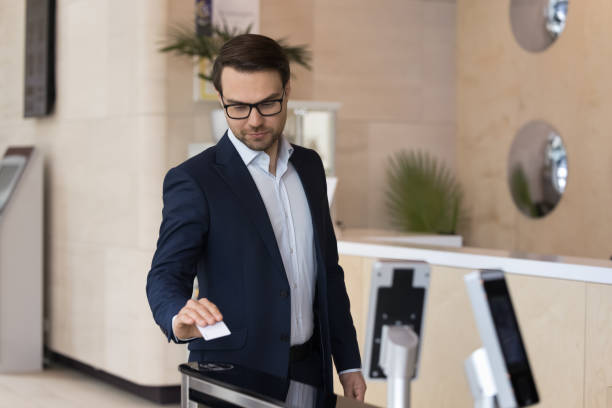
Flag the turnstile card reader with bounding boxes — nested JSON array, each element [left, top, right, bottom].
[[464, 270, 539, 408], [179, 362, 381, 408], [363, 261, 430, 408], [363, 261, 430, 381]]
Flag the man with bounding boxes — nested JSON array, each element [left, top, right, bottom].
[[146, 34, 366, 400]]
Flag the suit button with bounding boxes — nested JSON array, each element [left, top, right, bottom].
[[280, 334, 289, 342], [280, 290, 289, 298]]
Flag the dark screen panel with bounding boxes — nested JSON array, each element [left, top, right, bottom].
[[482, 272, 539, 406], [488, 296, 528, 366]]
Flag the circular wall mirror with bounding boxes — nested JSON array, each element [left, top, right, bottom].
[[510, 0, 569, 52], [508, 121, 568, 218]]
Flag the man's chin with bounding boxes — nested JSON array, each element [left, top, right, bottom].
[[242, 140, 268, 151], [242, 134, 277, 152]]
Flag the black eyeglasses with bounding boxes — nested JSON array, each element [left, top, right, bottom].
[[221, 90, 285, 120]]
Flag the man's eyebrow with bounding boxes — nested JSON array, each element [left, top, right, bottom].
[[224, 91, 283, 105]]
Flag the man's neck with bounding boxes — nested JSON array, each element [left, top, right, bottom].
[[264, 139, 280, 176]]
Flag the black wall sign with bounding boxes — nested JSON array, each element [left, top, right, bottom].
[[24, 0, 56, 117]]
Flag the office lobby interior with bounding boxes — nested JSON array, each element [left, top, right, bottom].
[[2, 0, 612, 407]]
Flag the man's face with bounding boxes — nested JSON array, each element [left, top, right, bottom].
[[218, 67, 290, 155]]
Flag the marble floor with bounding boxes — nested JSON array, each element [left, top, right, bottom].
[[0, 363, 178, 408]]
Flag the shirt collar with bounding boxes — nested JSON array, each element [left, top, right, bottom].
[[227, 128, 260, 166], [227, 128, 294, 174]]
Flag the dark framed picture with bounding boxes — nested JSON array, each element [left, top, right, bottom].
[[24, 0, 56, 117]]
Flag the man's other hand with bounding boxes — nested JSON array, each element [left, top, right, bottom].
[[339, 371, 366, 401], [173, 298, 223, 340]]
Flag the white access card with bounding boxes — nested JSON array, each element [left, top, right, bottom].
[[197, 321, 231, 341]]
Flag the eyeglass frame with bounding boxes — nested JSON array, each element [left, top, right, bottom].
[[220, 89, 286, 120]]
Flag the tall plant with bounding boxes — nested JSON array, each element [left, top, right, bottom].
[[385, 150, 465, 234], [159, 22, 312, 81]]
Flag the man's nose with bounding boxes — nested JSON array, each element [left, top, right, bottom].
[[248, 107, 264, 127]]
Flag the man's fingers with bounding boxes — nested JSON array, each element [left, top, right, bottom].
[[356, 379, 366, 401], [356, 383, 366, 401], [339, 373, 366, 401], [185, 299, 221, 325], [355, 387, 365, 401], [347, 385, 364, 401], [181, 302, 210, 325], [179, 298, 223, 326], [177, 314, 194, 325], [180, 308, 207, 327], [173, 297, 226, 341], [199, 298, 223, 321], [173, 313, 202, 339]]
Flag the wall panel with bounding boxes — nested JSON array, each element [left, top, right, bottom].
[[457, 0, 612, 259]]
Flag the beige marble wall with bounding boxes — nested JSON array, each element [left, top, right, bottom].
[[0, 0, 187, 384], [314, 0, 457, 229], [457, 0, 612, 259]]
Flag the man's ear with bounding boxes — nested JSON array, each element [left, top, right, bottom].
[[216, 91, 224, 108], [284, 80, 292, 100]]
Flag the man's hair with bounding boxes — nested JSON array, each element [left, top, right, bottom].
[[212, 34, 290, 94]]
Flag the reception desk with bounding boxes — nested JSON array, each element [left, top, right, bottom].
[[333, 230, 612, 408], [48, 227, 612, 407]]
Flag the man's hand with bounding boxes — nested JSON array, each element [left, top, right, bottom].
[[173, 298, 223, 340], [339, 371, 366, 401]]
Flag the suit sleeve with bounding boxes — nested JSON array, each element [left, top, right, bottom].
[[146, 166, 209, 343], [314, 154, 362, 372]]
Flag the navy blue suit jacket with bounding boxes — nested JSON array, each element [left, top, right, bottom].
[[146, 134, 361, 391]]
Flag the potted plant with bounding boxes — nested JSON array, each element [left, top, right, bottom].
[[160, 22, 312, 81], [385, 150, 466, 242]]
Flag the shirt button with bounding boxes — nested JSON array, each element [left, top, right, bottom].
[[280, 290, 289, 298], [290, 248, 294, 254]]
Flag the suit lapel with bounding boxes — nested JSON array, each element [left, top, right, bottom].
[[289, 147, 325, 254], [213, 134, 287, 280]]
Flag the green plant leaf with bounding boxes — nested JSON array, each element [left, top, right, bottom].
[[159, 23, 312, 72], [385, 150, 465, 234]]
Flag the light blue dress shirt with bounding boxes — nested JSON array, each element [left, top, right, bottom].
[[227, 129, 316, 347]]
